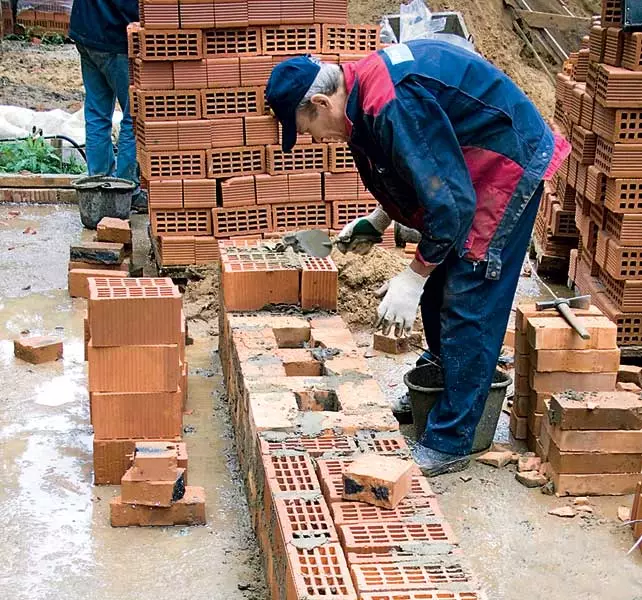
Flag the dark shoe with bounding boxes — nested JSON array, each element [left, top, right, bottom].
[[411, 444, 470, 477], [391, 392, 413, 425], [131, 189, 148, 214]]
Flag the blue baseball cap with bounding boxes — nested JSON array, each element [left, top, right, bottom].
[[266, 55, 321, 152]]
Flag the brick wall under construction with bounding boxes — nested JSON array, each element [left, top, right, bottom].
[[128, 0, 396, 268], [540, 0, 642, 347]]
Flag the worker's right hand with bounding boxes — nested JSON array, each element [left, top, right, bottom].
[[335, 206, 392, 255]]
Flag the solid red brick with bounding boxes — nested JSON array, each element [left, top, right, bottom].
[[96, 217, 131, 244], [121, 467, 186, 507], [110, 486, 205, 527], [547, 438, 642, 474], [373, 331, 422, 354], [618, 364, 642, 386], [510, 408, 528, 440], [552, 472, 641, 496], [529, 348, 621, 372], [13, 336, 63, 364], [548, 391, 642, 430], [342, 454, 414, 509], [275, 348, 323, 376], [529, 370, 617, 394], [541, 417, 642, 453], [526, 316, 617, 350], [129, 441, 181, 480]]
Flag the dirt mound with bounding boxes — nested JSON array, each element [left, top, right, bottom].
[[183, 266, 219, 336], [333, 246, 409, 327]]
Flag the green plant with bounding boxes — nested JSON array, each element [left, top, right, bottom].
[[0, 134, 86, 175]]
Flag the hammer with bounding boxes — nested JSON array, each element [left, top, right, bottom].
[[535, 295, 592, 340]]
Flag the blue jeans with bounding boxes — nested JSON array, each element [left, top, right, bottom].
[[77, 44, 138, 185], [419, 184, 543, 455]]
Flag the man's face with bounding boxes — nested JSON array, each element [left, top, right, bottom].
[[295, 93, 349, 144]]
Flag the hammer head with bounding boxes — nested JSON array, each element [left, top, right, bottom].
[[535, 295, 591, 311]]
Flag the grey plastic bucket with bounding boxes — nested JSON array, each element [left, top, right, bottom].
[[73, 175, 135, 229], [403, 364, 512, 453]]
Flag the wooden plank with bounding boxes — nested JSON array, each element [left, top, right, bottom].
[[515, 9, 591, 31], [0, 173, 78, 188]]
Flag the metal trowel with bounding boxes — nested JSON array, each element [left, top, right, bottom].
[[281, 229, 334, 258]]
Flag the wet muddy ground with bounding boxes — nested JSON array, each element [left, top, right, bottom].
[[0, 204, 640, 600]]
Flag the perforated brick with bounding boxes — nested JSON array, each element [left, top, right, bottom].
[[255, 174, 289, 204], [288, 173, 322, 202], [605, 178, 642, 213], [331, 498, 443, 525], [351, 561, 476, 593], [595, 65, 642, 108], [580, 93, 595, 131], [209, 116, 244, 148], [148, 180, 183, 209], [599, 267, 642, 311], [239, 55, 273, 86], [215, 0, 249, 28], [622, 32, 642, 71], [274, 495, 338, 544], [314, 0, 348, 24], [194, 236, 220, 263], [127, 22, 140, 57], [550, 205, 578, 238], [205, 57, 241, 87], [207, 145, 265, 178], [287, 544, 357, 600], [177, 120, 214, 150], [589, 25, 607, 63], [355, 432, 409, 455], [601, 0, 623, 27], [605, 211, 642, 245], [212, 205, 271, 237], [264, 453, 320, 493], [329, 143, 356, 172], [183, 179, 217, 208], [596, 233, 642, 280], [604, 27, 624, 67], [203, 27, 261, 56], [201, 86, 263, 117], [220, 176, 257, 207], [245, 115, 279, 145], [262, 24, 321, 55], [140, 2, 180, 28], [322, 24, 379, 53], [593, 104, 642, 144], [247, 0, 280, 25], [332, 199, 379, 229], [301, 255, 338, 310], [267, 144, 328, 174], [159, 235, 196, 266], [132, 58, 173, 90], [172, 59, 208, 89], [359, 592, 486, 600], [151, 208, 212, 236], [570, 125, 596, 164], [594, 295, 642, 346], [595, 139, 642, 178], [339, 522, 457, 553], [140, 29, 202, 60], [179, 0, 216, 28], [139, 149, 206, 180], [324, 172, 359, 201], [259, 433, 357, 456], [137, 90, 201, 121], [272, 202, 330, 231], [136, 120, 179, 151], [567, 87, 584, 126]]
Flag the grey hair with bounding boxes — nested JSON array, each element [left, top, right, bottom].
[[297, 62, 343, 116]]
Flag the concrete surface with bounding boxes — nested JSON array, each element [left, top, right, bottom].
[[0, 204, 265, 600], [1, 203, 641, 600]]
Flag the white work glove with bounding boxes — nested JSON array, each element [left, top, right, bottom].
[[335, 206, 392, 255], [375, 266, 428, 337]]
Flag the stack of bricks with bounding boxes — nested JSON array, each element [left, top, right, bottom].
[[511, 303, 620, 453], [87, 277, 189, 486], [218, 248, 488, 599], [1, 0, 13, 36], [538, 389, 642, 496], [128, 0, 397, 268], [219, 238, 338, 310], [110, 441, 206, 527], [15, 3, 70, 36], [68, 218, 133, 298], [551, 0, 642, 347]]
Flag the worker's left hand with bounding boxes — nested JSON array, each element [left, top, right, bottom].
[[375, 266, 428, 337]]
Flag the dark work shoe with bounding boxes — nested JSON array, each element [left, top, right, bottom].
[[131, 189, 148, 214], [391, 392, 413, 424], [411, 444, 470, 477]]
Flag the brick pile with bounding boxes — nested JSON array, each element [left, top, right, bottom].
[[128, 0, 397, 268], [218, 253, 488, 599], [512, 302, 642, 495], [219, 238, 338, 310], [511, 303, 620, 451], [110, 441, 206, 527], [68, 217, 133, 298], [548, 0, 642, 346], [15, 2, 70, 36], [86, 277, 189, 487], [1, 0, 13, 36]]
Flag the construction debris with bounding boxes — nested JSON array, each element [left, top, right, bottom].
[[13, 335, 63, 364], [549, 506, 577, 518]]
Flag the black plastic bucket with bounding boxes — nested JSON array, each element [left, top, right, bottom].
[[403, 364, 512, 453]]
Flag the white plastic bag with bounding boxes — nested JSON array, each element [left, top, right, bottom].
[[399, 0, 447, 42]]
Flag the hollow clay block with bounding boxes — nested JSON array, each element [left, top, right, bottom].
[[342, 454, 414, 509]]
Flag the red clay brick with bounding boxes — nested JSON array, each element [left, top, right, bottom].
[[203, 26, 261, 56], [332, 497, 443, 525], [244, 115, 279, 145], [13, 336, 62, 364], [159, 236, 196, 266], [255, 173, 288, 204], [541, 417, 642, 453], [220, 175, 257, 207], [262, 23, 320, 55], [96, 217, 131, 244], [222, 262, 300, 310], [267, 144, 327, 174], [91, 389, 183, 439], [209, 117, 244, 148], [258, 432, 357, 456], [179, 0, 216, 28], [288, 172, 322, 202], [301, 255, 338, 311], [140, 29, 203, 61], [213, 205, 271, 237], [69, 269, 129, 298], [324, 171, 359, 201], [526, 315, 617, 350], [272, 201, 331, 231], [139, 148, 206, 180], [355, 431, 410, 456], [274, 495, 338, 545], [207, 145, 265, 178], [529, 370, 617, 394], [342, 454, 414, 509], [121, 467, 186, 507], [214, 0, 249, 28], [172, 60, 208, 89], [359, 592, 487, 600], [339, 521, 457, 553], [110, 486, 205, 526], [240, 55, 272, 85], [182, 179, 217, 208]]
